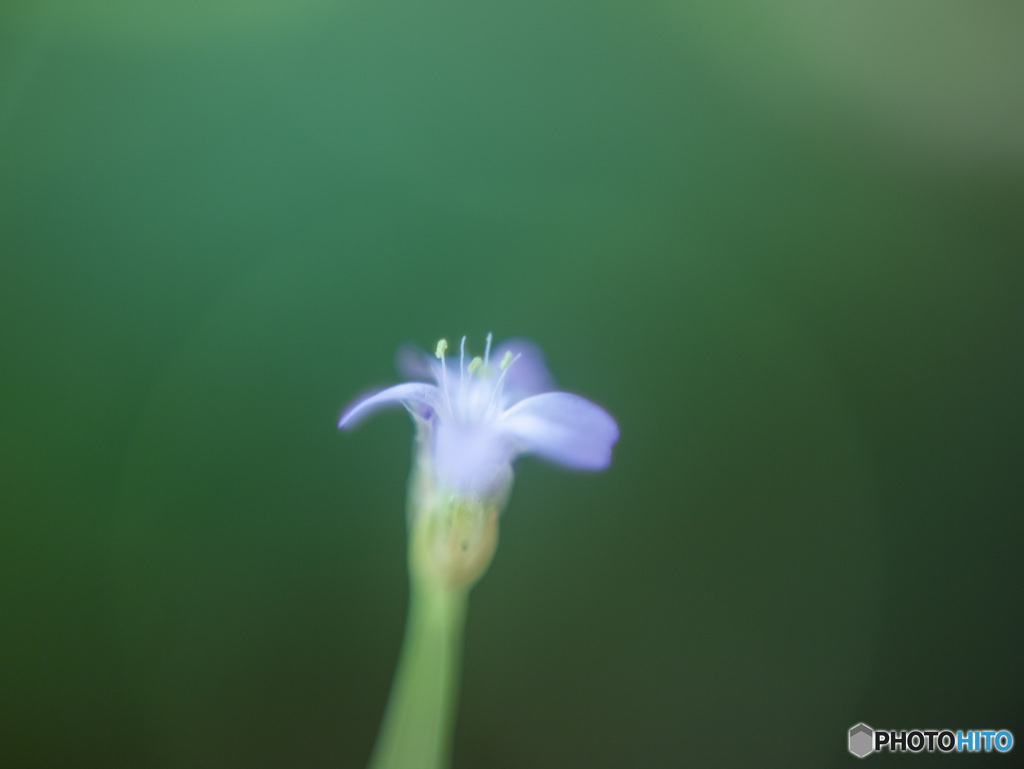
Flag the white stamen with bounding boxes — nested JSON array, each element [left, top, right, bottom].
[[485, 352, 521, 414], [459, 336, 466, 396], [435, 338, 452, 413], [484, 332, 493, 366]]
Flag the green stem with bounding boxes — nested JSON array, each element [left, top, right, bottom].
[[367, 580, 468, 769]]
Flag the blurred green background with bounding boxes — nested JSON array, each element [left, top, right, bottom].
[[1, 2, 1021, 767]]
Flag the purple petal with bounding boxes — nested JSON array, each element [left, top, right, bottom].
[[499, 392, 619, 470], [491, 338, 556, 404], [394, 344, 438, 382], [432, 422, 513, 495], [338, 382, 443, 429]]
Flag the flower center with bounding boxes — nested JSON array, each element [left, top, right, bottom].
[[434, 333, 519, 423]]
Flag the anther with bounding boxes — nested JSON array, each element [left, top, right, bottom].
[[499, 351, 514, 370], [435, 339, 448, 359], [467, 356, 483, 374]]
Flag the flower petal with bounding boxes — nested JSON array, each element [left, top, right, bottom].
[[499, 392, 619, 470], [491, 338, 556, 404], [394, 344, 439, 382], [432, 422, 514, 496], [338, 382, 443, 429]]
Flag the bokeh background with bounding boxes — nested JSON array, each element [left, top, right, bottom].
[[2, 2, 1021, 767]]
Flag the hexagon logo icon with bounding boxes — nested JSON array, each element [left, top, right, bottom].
[[849, 723, 874, 758]]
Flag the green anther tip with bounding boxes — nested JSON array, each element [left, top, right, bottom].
[[435, 339, 448, 359], [467, 356, 483, 374], [499, 351, 513, 370]]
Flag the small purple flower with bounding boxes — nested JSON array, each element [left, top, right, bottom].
[[339, 334, 619, 504]]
